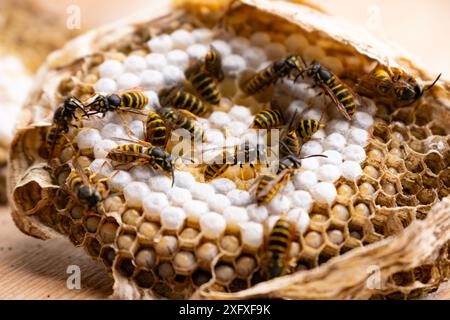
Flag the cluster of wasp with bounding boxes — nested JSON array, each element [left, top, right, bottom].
[[44, 44, 441, 280]]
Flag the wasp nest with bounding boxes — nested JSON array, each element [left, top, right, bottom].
[[0, 0, 79, 203], [8, 0, 450, 299]]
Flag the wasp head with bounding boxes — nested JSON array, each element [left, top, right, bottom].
[[77, 186, 101, 208]]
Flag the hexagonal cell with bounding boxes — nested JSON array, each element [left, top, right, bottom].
[[229, 278, 248, 292], [408, 139, 427, 154], [173, 251, 197, 275], [152, 281, 176, 299], [424, 152, 444, 174], [135, 246, 157, 269], [115, 255, 135, 277], [400, 172, 422, 195], [438, 187, 450, 200], [367, 146, 386, 163], [100, 245, 116, 269], [330, 204, 351, 222], [375, 192, 396, 208], [214, 263, 236, 285], [415, 205, 431, 220], [413, 265, 434, 284], [85, 236, 102, 258], [339, 238, 362, 255], [318, 245, 339, 265], [357, 180, 379, 197], [155, 235, 178, 258], [404, 154, 424, 173], [390, 124, 410, 142], [303, 231, 324, 249], [428, 123, 447, 136], [336, 181, 356, 201], [196, 242, 219, 268], [138, 221, 160, 244], [69, 223, 86, 246], [407, 288, 425, 300], [391, 107, 414, 125], [395, 194, 418, 207], [85, 214, 102, 233], [409, 125, 430, 140], [413, 103, 433, 126], [380, 175, 399, 196], [133, 269, 156, 289], [157, 262, 175, 280], [416, 188, 437, 205], [219, 234, 242, 257], [352, 199, 375, 218], [347, 221, 364, 240], [54, 189, 71, 211], [117, 231, 136, 251], [362, 164, 380, 179], [235, 254, 257, 279], [98, 218, 119, 244], [38, 206, 59, 228], [295, 256, 316, 270], [439, 168, 450, 188], [192, 269, 212, 287], [122, 208, 142, 227], [422, 172, 440, 189], [57, 214, 72, 235], [179, 227, 201, 248], [103, 195, 124, 213], [385, 291, 407, 300], [371, 121, 391, 144], [70, 205, 84, 220], [391, 271, 414, 287]]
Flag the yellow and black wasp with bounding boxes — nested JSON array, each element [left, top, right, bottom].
[[203, 141, 270, 182], [106, 139, 176, 186], [251, 107, 285, 130], [263, 214, 296, 279], [242, 54, 303, 95], [298, 59, 360, 120], [185, 61, 222, 106], [45, 126, 69, 159], [145, 111, 168, 147], [66, 157, 110, 209], [84, 90, 148, 117], [157, 107, 206, 143], [159, 86, 208, 117], [356, 63, 441, 106], [204, 45, 224, 82]]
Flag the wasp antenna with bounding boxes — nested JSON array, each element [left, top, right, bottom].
[[301, 154, 328, 159], [424, 73, 442, 92]]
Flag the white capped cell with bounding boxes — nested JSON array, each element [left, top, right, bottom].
[[140, 69, 164, 90], [265, 42, 287, 60], [93, 139, 117, 159], [117, 72, 140, 90], [289, 190, 313, 212], [226, 121, 247, 137], [205, 129, 225, 145], [342, 145, 367, 163], [75, 128, 102, 150], [200, 212, 226, 239], [162, 65, 185, 87], [311, 182, 337, 205], [190, 182, 215, 201], [98, 60, 124, 79], [317, 164, 342, 183], [143, 192, 169, 217], [266, 215, 281, 232], [229, 37, 251, 55], [207, 194, 231, 214], [89, 159, 113, 176], [183, 200, 209, 223], [148, 34, 173, 53], [226, 189, 252, 207], [223, 206, 249, 226], [311, 129, 326, 140], [128, 120, 145, 140], [303, 108, 323, 120], [211, 40, 232, 57], [291, 208, 310, 234], [123, 181, 150, 208], [100, 123, 127, 140], [171, 29, 194, 49], [143, 90, 160, 109], [326, 119, 350, 136], [250, 32, 271, 46], [186, 44, 208, 60], [94, 78, 117, 93], [145, 53, 167, 70], [323, 133, 346, 151], [192, 28, 213, 43], [240, 222, 263, 248], [347, 127, 369, 146], [168, 187, 192, 207], [166, 49, 189, 70], [300, 157, 320, 171], [246, 204, 268, 223], [228, 105, 252, 123], [222, 54, 247, 77], [360, 97, 378, 115], [267, 195, 291, 215], [243, 47, 267, 69], [209, 111, 231, 127], [284, 34, 309, 52], [321, 150, 343, 165], [210, 178, 236, 194], [129, 165, 153, 182], [109, 170, 133, 192], [123, 55, 147, 73], [353, 111, 374, 130], [300, 141, 323, 157], [149, 175, 172, 193], [173, 171, 196, 189], [161, 206, 186, 230], [293, 170, 318, 191], [288, 99, 309, 115], [340, 160, 363, 180]]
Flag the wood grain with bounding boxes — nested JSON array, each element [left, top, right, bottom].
[[0, 207, 113, 299]]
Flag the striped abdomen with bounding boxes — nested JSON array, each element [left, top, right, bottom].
[[266, 215, 293, 279], [121, 91, 148, 109], [145, 111, 167, 147], [243, 65, 277, 94], [204, 162, 231, 181], [252, 109, 285, 129], [282, 130, 301, 156], [173, 90, 208, 116], [296, 119, 323, 140], [46, 126, 67, 159], [107, 143, 144, 163], [255, 173, 284, 205], [205, 48, 224, 81], [325, 76, 356, 118], [175, 113, 205, 142]]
